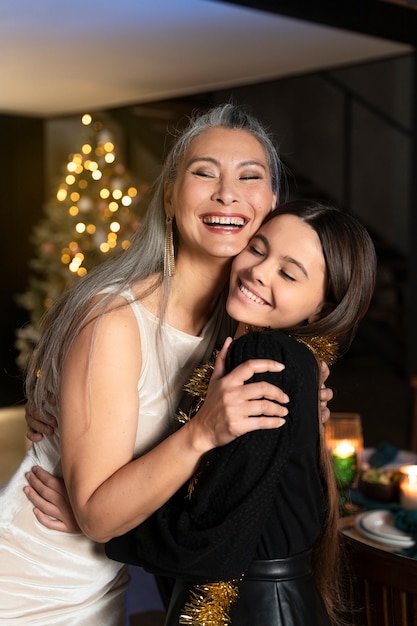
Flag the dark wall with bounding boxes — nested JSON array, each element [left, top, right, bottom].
[[0, 116, 45, 406]]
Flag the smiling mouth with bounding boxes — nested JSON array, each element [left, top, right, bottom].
[[202, 215, 247, 229], [239, 281, 269, 306]]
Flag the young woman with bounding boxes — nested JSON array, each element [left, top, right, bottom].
[[0, 105, 299, 625], [106, 200, 377, 626]]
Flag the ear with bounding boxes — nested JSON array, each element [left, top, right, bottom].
[[271, 191, 278, 210], [307, 301, 334, 324], [164, 181, 175, 218]]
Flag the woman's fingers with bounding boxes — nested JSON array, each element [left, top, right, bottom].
[[25, 400, 58, 441], [210, 337, 233, 381], [31, 509, 75, 533], [23, 466, 80, 533], [192, 357, 290, 449], [318, 362, 333, 423]]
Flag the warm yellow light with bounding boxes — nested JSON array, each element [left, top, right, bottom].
[[70, 192, 80, 202], [68, 206, 79, 216], [112, 189, 122, 200], [57, 189, 67, 201], [82, 143, 92, 155], [128, 187, 137, 197], [61, 253, 71, 264], [77, 267, 88, 277], [67, 162, 77, 172], [69, 241, 79, 251], [104, 141, 114, 152], [100, 242, 110, 253], [108, 232, 117, 241], [86, 224, 96, 234], [110, 221, 120, 232], [82, 114, 92, 126], [79, 179, 88, 189], [104, 153, 115, 164], [100, 188, 110, 199], [92, 170, 102, 180], [72, 154, 83, 164], [75, 223, 86, 233], [334, 441, 355, 459], [66, 175, 75, 185], [121, 196, 132, 206], [121, 240, 131, 250], [109, 201, 118, 212], [88, 161, 98, 171]]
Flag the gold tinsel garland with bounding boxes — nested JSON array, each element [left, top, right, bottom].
[[179, 580, 240, 626], [292, 334, 338, 366], [176, 351, 218, 425]]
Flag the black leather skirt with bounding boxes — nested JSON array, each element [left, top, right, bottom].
[[164, 550, 331, 626]]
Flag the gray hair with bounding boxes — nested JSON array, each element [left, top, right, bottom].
[[26, 104, 282, 411]]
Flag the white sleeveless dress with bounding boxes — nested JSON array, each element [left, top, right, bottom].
[[0, 292, 218, 625]]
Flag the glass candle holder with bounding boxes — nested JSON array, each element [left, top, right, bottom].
[[325, 412, 363, 490], [399, 465, 417, 510]]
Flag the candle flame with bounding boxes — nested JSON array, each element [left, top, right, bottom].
[[403, 465, 417, 484], [334, 440, 355, 458]]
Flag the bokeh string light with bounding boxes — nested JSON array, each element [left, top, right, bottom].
[[15, 113, 149, 368], [56, 114, 141, 277]]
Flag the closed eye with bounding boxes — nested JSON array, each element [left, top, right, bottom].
[[240, 174, 262, 180], [248, 244, 264, 256], [280, 269, 296, 281], [192, 169, 215, 178]]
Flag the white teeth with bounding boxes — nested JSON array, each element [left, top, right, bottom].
[[202, 216, 245, 226], [239, 283, 266, 305]]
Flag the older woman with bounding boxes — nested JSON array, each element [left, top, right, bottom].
[[1, 104, 308, 625]]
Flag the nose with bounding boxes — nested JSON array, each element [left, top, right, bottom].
[[212, 174, 239, 205], [249, 258, 270, 285]]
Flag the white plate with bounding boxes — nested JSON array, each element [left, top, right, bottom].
[[355, 512, 415, 548], [361, 510, 412, 541]]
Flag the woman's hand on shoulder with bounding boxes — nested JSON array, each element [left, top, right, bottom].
[[23, 466, 80, 533], [188, 338, 289, 451], [25, 399, 57, 442], [319, 361, 333, 423]]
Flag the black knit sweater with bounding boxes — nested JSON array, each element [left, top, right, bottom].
[[106, 330, 325, 582]]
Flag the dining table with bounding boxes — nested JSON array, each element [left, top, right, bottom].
[[337, 447, 417, 626]]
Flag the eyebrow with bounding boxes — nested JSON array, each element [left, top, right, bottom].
[[253, 233, 309, 278], [187, 156, 268, 171]]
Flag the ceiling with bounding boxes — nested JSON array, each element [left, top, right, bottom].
[[0, 0, 411, 118]]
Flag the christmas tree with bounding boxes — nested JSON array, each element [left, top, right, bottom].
[[15, 113, 149, 369]]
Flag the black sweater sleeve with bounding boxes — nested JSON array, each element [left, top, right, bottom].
[[105, 330, 319, 582]]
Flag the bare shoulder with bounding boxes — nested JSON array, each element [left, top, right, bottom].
[[68, 291, 143, 372]]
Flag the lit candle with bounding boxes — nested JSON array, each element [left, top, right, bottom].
[[331, 440, 357, 488], [399, 465, 417, 510]]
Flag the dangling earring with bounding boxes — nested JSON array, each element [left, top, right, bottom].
[[164, 215, 175, 277]]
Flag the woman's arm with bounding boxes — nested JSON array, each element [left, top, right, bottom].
[[24, 334, 288, 535], [25, 358, 332, 442]]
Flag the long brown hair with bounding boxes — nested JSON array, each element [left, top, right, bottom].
[[264, 200, 376, 624]]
